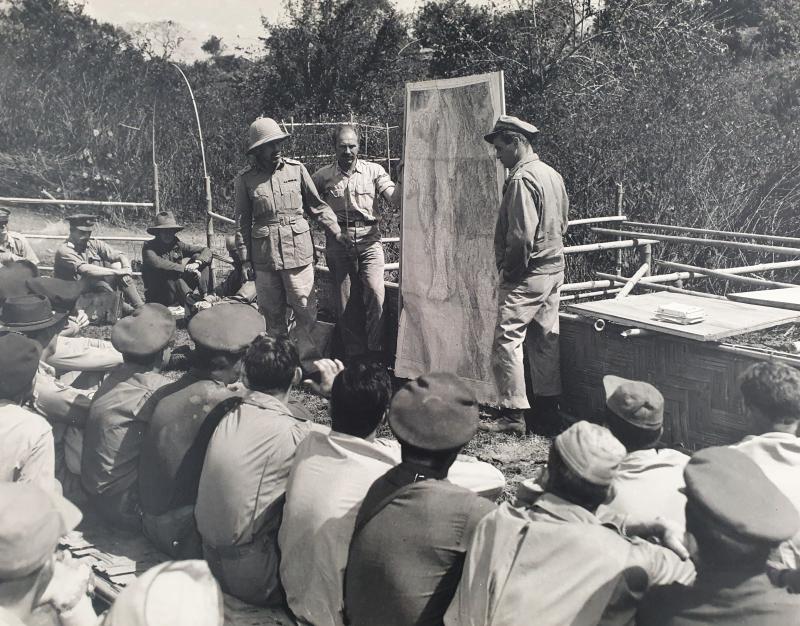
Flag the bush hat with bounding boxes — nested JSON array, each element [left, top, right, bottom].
[[26, 277, 81, 313], [147, 211, 184, 235], [247, 117, 290, 153], [112, 303, 176, 356], [188, 302, 265, 353], [555, 421, 626, 486], [0, 483, 82, 578], [603, 375, 664, 430], [388, 372, 479, 451], [0, 332, 41, 398], [0, 294, 65, 331], [484, 115, 540, 143], [684, 446, 800, 544]]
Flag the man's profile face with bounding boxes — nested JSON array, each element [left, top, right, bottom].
[[0, 223, 7, 238], [336, 129, 359, 169], [253, 140, 283, 166], [493, 136, 522, 169], [71, 228, 92, 249]]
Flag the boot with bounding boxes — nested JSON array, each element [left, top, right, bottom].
[[479, 408, 526, 436], [526, 395, 564, 437]]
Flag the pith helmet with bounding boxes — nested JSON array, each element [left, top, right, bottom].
[[246, 117, 290, 153]]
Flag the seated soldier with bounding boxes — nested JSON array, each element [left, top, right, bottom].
[[446, 421, 695, 626], [599, 375, 689, 533], [141, 211, 212, 309], [196, 334, 327, 606], [0, 332, 55, 493], [281, 363, 505, 626], [0, 293, 93, 499], [638, 447, 800, 626], [214, 235, 256, 304], [138, 303, 264, 559], [53, 214, 144, 314], [101, 560, 224, 626], [0, 207, 39, 267], [81, 304, 175, 530], [344, 373, 499, 626], [0, 483, 96, 626]]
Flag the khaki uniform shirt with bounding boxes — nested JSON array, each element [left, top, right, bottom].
[[47, 336, 122, 375], [0, 400, 54, 492], [0, 231, 39, 266], [312, 159, 395, 223], [234, 158, 341, 270], [54, 239, 125, 280], [494, 154, 569, 281]]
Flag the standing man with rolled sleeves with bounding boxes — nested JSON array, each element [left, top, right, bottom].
[[235, 118, 349, 369], [312, 125, 398, 359], [480, 115, 569, 437]]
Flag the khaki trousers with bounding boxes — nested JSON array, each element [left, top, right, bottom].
[[492, 272, 563, 409], [254, 264, 320, 367], [142, 506, 203, 559]]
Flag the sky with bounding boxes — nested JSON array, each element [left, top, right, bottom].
[[79, 0, 440, 61]]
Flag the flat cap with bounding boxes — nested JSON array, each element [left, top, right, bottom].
[[188, 302, 265, 353], [389, 372, 479, 451], [484, 115, 540, 143], [66, 213, 97, 231], [603, 375, 664, 430], [104, 560, 224, 626], [0, 332, 41, 398], [26, 277, 81, 313], [112, 303, 176, 356], [0, 208, 9, 224], [0, 483, 81, 578], [555, 421, 626, 486], [684, 447, 800, 544]]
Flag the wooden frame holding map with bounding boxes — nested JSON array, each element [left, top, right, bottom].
[[394, 72, 505, 402]]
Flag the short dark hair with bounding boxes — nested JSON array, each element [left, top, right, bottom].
[[545, 444, 610, 511], [244, 334, 299, 392], [496, 130, 530, 146], [604, 409, 662, 451], [330, 362, 392, 438], [739, 361, 800, 425], [333, 124, 360, 146], [123, 345, 170, 367]]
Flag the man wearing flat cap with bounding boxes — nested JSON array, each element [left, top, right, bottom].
[[0, 207, 39, 268], [480, 115, 569, 436], [0, 483, 97, 626], [81, 304, 175, 530], [446, 421, 695, 626], [141, 210, 213, 309], [138, 303, 265, 558], [235, 117, 349, 368], [638, 446, 800, 625], [53, 213, 144, 313], [344, 372, 499, 626], [0, 332, 55, 494], [599, 375, 690, 532]]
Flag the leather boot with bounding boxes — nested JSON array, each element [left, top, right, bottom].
[[526, 396, 564, 437], [479, 408, 526, 436]]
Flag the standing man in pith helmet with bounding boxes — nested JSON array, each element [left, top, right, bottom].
[[234, 117, 350, 368], [480, 115, 569, 437]]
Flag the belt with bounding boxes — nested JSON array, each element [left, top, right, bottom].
[[338, 218, 377, 228], [262, 216, 298, 226]]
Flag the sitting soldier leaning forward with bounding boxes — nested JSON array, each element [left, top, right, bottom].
[[141, 211, 213, 310], [53, 214, 144, 314]]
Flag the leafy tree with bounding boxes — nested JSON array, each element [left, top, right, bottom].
[[201, 34, 225, 56]]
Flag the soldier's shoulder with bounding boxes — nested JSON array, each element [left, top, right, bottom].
[[282, 157, 304, 167], [235, 164, 254, 178]]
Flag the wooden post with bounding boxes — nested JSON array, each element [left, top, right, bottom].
[[615, 184, 624, 276], [640, 243, 652, 276], [205, 176, 214, 249], [153, 163, 160, 213], [386, 121, 391, 170]]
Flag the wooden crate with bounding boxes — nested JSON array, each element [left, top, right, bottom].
[[559, 314, 798, 450]]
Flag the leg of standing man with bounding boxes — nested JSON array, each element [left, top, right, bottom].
[[281, 264, 321, 369], [254, 267, 288, 337], [359, 240, 386, 354]]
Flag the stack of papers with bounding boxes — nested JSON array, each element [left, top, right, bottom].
[[654, 302, 706, 325]]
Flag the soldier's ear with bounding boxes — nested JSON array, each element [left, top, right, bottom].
[[291, 366, 302, 387]]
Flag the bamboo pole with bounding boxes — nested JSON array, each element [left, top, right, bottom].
[[655, 260, 796, 289], [623, 221, 800, 247], [564, 238, 659, 254], [596, 272, 726, 299], [591, 227, 800, 257], [567, 215, 628, 226], [0, 197, 153, 208], [22, 234, 151, 242], [616, 263, 649, 299], [614, 184, 624, 275], [560, 287, 625, 302]]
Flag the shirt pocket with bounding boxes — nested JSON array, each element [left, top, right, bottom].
[[279, 219, 313, 268], [277, 178, 302, 211], [251, 186, 275, 219], [353, 182, 375, 213]]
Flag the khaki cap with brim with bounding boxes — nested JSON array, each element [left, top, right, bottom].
[[112, 303, 176, 356], [188, 302, 265, 352], [246, 117, 290, 153], [554, 421, 626, 486], [66, 214, 97, 232], [484, 114, 540, 143], [603, 375, 664, 430], [0, 483, 81, 578]]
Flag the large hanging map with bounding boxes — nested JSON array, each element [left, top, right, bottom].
[[394, 72, 505, 402]]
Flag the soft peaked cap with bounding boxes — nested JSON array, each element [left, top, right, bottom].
[[554, 421, 626, 486], [603, 375, 664, 430], [389, 372, 479, 450], [112, 303, 176, 356], [188, 302, 265, 352]]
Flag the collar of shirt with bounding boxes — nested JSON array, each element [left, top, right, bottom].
[[66, 240, 76, 249], [532, 492, 601, 525], [325, 431, 401, 464], [254, 157, 286, 174], [508, 153, 540, 178], [391, 460, 449, 484], [241, 389, 299, 416], [337, 158, 365, 177], [739, 431, 799, 444]]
